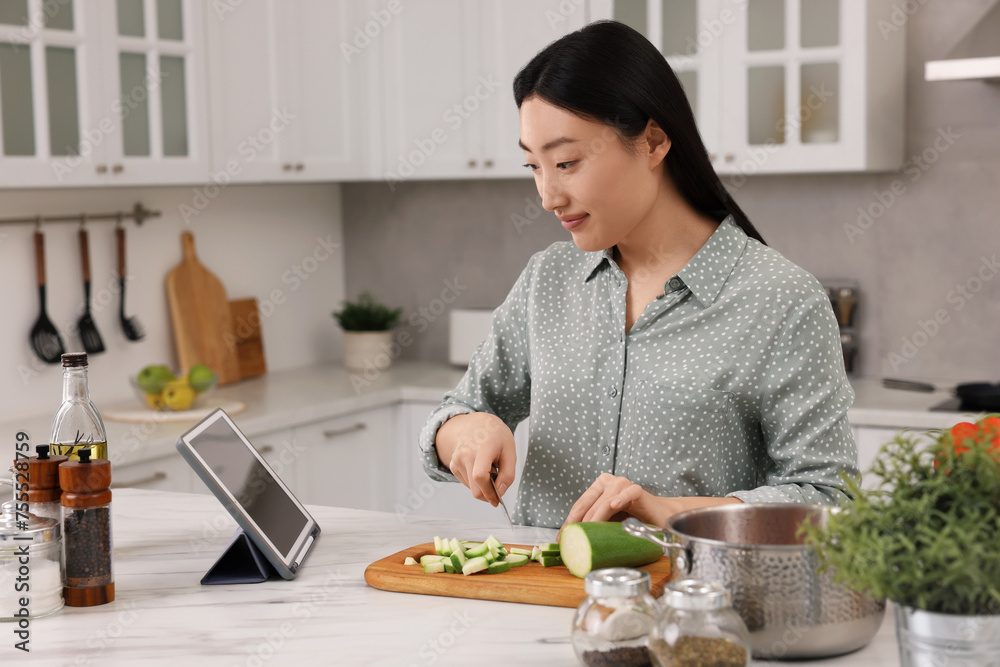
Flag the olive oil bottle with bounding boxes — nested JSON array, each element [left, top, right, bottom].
[[50, 353, 108, 461]]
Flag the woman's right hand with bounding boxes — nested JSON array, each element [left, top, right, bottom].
[[434, 412, 516, 507]]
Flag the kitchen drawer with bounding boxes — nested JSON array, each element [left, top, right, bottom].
[[295, 406, 396, 512], [111, 454, 195, 494]]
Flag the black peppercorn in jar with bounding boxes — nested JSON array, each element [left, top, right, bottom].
[[58, 448, 114, 607]]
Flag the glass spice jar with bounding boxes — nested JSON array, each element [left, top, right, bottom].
[[58, 448, 114, 607], [0, 501, 64, 620], [648, 579, 751, 667], [572, 568, 659, 667]]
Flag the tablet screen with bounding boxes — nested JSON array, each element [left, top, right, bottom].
[[192, 416, 308, 557]]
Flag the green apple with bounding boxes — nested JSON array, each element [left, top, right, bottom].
[[187, 364, 216, 393], [137, 365, 175, 394]]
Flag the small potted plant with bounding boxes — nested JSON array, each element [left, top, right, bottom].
[[800, 415, 1000, 666], [333, 291, 403, 372]]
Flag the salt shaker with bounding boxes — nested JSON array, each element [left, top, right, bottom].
[[58, 448, 114, 607], [571, 568, 659, 667], [23, 445, 67, 522], [648, 579, 751, 667]]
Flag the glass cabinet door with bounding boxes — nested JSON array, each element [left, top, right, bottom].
[[603, 0, 723, 166], [721, 0, 858, 174], [0, 0, 101, 185], [100, 0, 207, 183]]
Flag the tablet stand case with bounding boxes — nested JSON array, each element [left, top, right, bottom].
[[201, 529, 279, 585]]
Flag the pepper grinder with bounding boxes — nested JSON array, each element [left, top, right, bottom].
[[58, 448, 114, 606], [23, 444, 68, 522]]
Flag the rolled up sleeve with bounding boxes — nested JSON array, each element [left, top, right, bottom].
[[418, 255, 536, 483], [727, 291, 858, 506]]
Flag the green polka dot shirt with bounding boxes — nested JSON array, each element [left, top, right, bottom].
[[419, 215, 858, 528]]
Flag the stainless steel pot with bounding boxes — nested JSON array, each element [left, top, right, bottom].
[[624, 504, 885, 660]]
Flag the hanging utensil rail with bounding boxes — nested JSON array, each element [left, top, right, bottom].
[[0, 202, 160, 226]]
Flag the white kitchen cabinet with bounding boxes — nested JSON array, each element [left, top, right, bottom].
[[396, 401, 530, 524], [381, 0, 587, 184], [589, 0, 904, 174], [0, 0, 209, 187], [112, 451, 195, 493], [205, 0, 381, 183], [295, 406, 396, 511]]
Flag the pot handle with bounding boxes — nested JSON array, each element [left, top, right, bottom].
[[622, 517, 692, 575]]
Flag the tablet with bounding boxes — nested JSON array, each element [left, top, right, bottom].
[[177, 408, 320, 580]]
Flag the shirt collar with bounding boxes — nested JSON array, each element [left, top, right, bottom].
[[581, 215, 748, 308]]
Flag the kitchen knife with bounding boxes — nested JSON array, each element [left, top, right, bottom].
[[489, 465, 513, 529]]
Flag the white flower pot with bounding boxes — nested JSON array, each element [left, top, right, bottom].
[[342, 330, 394, 373], [895, 604, 1000, 666]]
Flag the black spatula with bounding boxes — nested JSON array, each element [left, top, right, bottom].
[[76, 228, 105, 354], [30, 230, 66, 364], [116, 225, 144, 341]]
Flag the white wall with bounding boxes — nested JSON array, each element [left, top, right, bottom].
[[0, 183, 345, 423]]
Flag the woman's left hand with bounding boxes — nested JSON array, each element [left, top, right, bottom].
[[562, 473, 660, 525], [562, 473, 744, 529]]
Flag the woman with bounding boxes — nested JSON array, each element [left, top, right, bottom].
[[418, 20, 857, 529]]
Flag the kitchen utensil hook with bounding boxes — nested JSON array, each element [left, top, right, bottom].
[[115, 212, 123, 229], [35, 215, 42, 231]]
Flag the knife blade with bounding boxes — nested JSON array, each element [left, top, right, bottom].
[[490, 465, 513, 529]]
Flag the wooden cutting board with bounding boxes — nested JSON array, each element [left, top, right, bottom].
[[364, 542, 671, 608], [166, 232, 241, 386], [229, 298, 267, 379]]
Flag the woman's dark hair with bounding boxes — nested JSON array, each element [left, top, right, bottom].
[[513, 20, 766, 245]]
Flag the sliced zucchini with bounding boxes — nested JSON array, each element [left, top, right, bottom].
[[530, 546, 542, 562], [504, 553, 529, 567], [433, 536, 443, 555], [464, 542, 489, 558], [462, 556, 490, 575], [488, 560, 512, 574], [539, 555, 563, 567], [443, 562, 456, 574], [423, 561, 447, 574], [539, 543, 560, 552], [419, 554, 447, 566], [403, 556, 418, 565], [450, 549, 467, 571], [449, 538, 461, 556], [509, 547, 533, 557]]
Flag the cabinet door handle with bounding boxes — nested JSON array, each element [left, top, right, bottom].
[[295, 163, 304, 171], [111, 471, 167, 488], [484, 159, 494, 168], [112, 164, 124, 173], [96, 164, 108, 174], [258, 445, 274, 454], [724, 154, 735, 163], [323, 423, 367, 439], [282, 163, 293, 171], [467, 159, 477, 168]]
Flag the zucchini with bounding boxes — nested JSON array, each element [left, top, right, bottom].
[[422, 561, 446, 574], [539, 555, 563, 567], [450, 549, 467, 571], [449, 538, 461, 556], [559, 522, 664, 579], [539, 543, 560, 552], [530, 546, 541, 562], [488, 560, 512, 574], [403, 556, 418, 565], [443, 562, 456, 574], [462, 556, 490, 575], [464, 542, 489, 558], [419, 555, 447, 566], [509, 547, 533, 557], [504, 553, 529, 567], [433, 536, 444, 555]]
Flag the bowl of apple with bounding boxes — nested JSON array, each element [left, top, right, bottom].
[[132, 364, 218, 411]]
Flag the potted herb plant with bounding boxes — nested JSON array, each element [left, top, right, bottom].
[[333, 291, 403, 372], [800, 415, 1000, 666]]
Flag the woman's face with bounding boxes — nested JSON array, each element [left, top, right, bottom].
[[518, 96, 667, 252]]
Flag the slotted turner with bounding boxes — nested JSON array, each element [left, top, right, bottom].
[[116, 225, 144, 341], [30, 230, 66, 364], [76, 228, 105, 354]]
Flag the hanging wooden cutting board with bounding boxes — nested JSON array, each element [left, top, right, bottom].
[[365, 542, 672, 608], [166, 232, 242, 386]]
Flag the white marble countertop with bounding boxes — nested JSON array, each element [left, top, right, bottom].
[[0, 360, 982, 471], [3, 488, 904, 666]]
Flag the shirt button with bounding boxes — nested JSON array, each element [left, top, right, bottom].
[[668, 277, 683, 290], [602, 445, 611, 455], [608, 387, 617, 397]]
